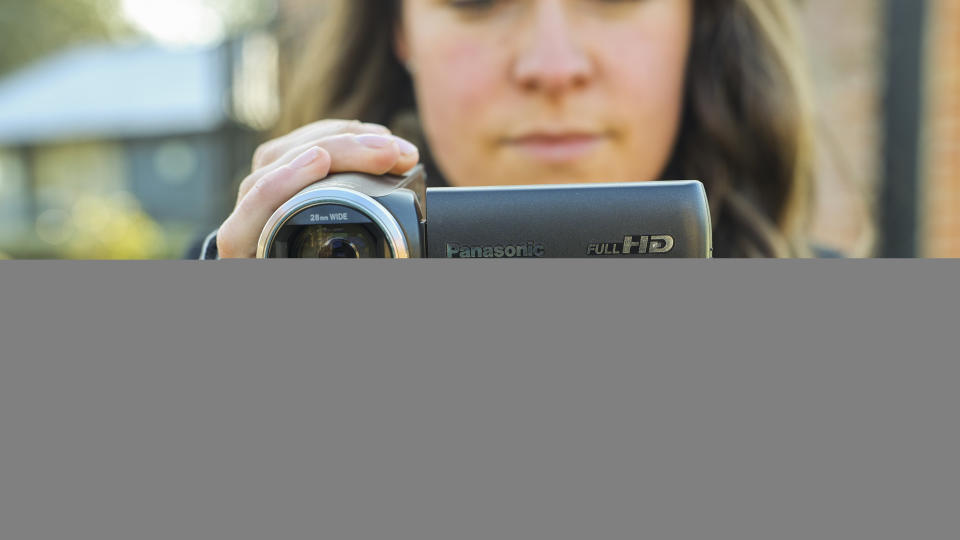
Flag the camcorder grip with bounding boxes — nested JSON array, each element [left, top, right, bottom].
[[257, 165, 712, 259]]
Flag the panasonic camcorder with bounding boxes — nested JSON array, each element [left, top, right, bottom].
[[255, 165, 712, 259]]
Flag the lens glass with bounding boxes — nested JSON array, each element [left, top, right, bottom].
[[289, 224, 378, 258], [319, 238, 359, 258]]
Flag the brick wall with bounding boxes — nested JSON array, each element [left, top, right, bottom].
[[922, 0, 960, 257], [799, 0, 882, 257]]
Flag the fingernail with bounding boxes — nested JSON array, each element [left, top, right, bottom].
[[394, 137, 419, 156], [355, 134, 395, 149], [290, 147, 322, 169]]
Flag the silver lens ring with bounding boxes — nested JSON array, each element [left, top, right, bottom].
[[257, 187, 411, 259]]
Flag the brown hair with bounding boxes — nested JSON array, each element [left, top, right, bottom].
[[277, 0, 816, 257]]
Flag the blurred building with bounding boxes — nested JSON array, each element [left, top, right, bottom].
[[802, 0, 960, 258], [0, 40, 269, 258], [922, 0, 960, 257], [801, 0, 883, 256]]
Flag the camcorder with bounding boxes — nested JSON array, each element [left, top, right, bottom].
[[255, 165, 712, 259]]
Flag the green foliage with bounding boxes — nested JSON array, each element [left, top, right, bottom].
[[0, 0, 277, 77], [0, 0, 128, 75]]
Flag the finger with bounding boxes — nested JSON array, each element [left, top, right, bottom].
[[306, 133, 419, 175], [242, 134, 417, 202], [287, 119, 391, 141], [219, 146, 332, 258], [253, 121, 391, 170], [238, 134, 420, 202]]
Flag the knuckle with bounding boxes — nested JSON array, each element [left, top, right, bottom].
[[369, 150, 401, 175], [336, 119, 389, 135], [250, 166, 296, 200], [363, 123, 391, 134], [364, 124, 391, 133], [252, 141, 280, 168], [248, 175, 278, 201], [238, 174, 256, 199], [319, 119, 359, 135], [392, 159, 418, 175], [216, 220, 239, 256], [320, 133, 354, 145]]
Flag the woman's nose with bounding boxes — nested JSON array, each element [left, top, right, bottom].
[[511, 1, 594, 95]]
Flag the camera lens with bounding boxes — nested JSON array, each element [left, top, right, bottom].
[[285, 224, 379, 258], [258, 173, 423, 259], [319, 238, 360, 259]]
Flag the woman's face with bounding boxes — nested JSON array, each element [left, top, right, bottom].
[[396, 0, 694, 186]]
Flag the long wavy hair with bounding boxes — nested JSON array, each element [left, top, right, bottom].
[[276, 0, 816, 257]]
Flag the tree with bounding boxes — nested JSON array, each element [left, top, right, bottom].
[[0, 0, 127, 76], [0, 0, 276, 77]]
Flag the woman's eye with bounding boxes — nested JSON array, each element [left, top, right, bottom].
[[448, 0, 497, 12], [593, 0, 644, 5], [445, 0, 640, 17]]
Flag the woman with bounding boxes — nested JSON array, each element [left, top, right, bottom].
[[209, 0, 817, 259]]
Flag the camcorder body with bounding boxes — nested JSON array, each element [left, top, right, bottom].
[[257, 165, 713, 259]]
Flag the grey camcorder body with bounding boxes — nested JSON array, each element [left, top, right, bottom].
[[258, 165, 712, 259]]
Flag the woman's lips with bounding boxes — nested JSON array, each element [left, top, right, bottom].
[[505, 133, 608, 163]]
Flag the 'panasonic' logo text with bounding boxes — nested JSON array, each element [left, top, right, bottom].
[[446, 242, 546, 258]]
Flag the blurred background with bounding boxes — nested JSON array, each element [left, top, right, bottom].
[[0, 0, 956, 258]]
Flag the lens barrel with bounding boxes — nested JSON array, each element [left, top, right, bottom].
[[258, 184, 413, 259]]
